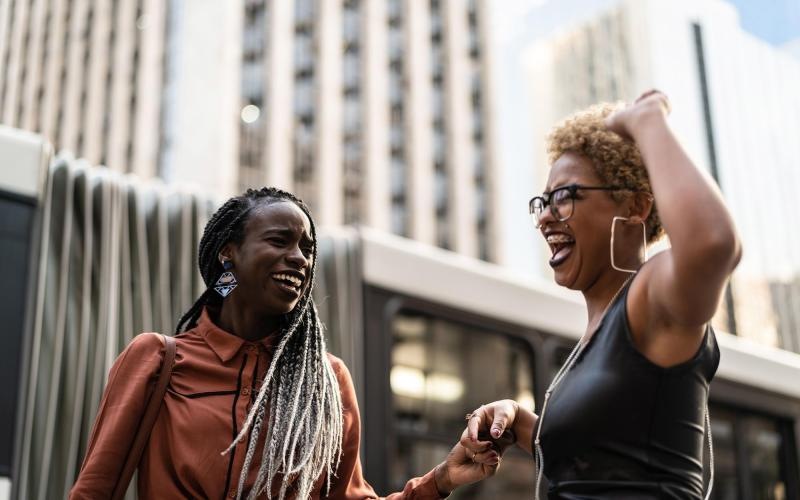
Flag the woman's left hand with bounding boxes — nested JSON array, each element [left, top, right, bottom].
[[604, 89, 671, 141], [433, 430, 503, 496]]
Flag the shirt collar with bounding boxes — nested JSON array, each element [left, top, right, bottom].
[[195, 308, 277, 363]]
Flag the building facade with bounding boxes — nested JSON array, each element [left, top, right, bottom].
[[0, 0, 167, 180], [520, 0, 800, 350], [236, 0, 500, 260], [0, 0, 501, 262]]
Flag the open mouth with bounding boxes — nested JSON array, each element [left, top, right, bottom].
[[271, 272, 304, 296], [546, 233, 575, 268]]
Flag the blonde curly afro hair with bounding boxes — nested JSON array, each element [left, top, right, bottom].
[[546, 102, 664, 242]]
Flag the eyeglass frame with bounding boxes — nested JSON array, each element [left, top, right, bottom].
[[528, 183, 641, 227]]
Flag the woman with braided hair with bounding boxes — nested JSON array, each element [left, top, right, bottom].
[[71, 187, 496, 499]]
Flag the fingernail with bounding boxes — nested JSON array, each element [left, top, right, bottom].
[[491, 428, 501, 438]]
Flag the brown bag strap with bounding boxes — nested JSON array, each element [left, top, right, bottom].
[[112, 335, 177, 500]]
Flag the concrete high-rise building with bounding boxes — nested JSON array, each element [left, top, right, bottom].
[[0, 0, 167, 180], [234, 0, 500, 261], [0, 0, 501, 262], [518, 0, 800, 349]]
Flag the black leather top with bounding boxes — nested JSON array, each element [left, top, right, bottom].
[[535, 279, 720, 499]]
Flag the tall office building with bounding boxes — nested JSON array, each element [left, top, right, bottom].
[[0, 0, 167, 179], [0, 0, 501, 262], [520, 0, 800, 349], [236, 0, 500, 260]]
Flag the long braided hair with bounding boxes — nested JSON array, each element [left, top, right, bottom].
[[175, 187, 343, 500]]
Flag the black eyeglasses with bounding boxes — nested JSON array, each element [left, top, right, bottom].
[[528, 184, 633, 227]]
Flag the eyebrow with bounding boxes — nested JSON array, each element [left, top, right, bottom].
[[261, 227, 315, 243], [543, 180, 579, 194]]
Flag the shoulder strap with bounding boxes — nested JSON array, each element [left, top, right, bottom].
[[112, 335, 177, 500]]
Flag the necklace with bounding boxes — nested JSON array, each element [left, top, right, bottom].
[[532, 273, 634, 499]]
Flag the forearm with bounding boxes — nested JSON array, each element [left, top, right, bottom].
[[632, 114, 741, 266]]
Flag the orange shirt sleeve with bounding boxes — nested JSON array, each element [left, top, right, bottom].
[[326, 356, 445, 500], [69, 333, 165, 500]]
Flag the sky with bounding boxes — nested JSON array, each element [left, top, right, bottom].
[[726, 0, 800, 45], [491, 0, 800, 47]]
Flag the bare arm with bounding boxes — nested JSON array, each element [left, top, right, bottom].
[[606, 91, 741, 330]]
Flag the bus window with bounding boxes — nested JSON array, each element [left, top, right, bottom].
[[388, 310, 536, 499], [706, 407, 739, 500], [742, 415, 787, 499], [706, 404, 795, 500]]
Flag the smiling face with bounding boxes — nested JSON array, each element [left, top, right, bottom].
[[222, 200, 314, 317], [539, 152, 624, 290]]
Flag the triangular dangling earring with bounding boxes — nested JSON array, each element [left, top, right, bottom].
[[214, 261, 238, 297]]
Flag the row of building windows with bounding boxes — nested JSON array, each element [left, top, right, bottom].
[[467, 1, 489, 261], [291, 0, 317, 211], [430, 0, 449, 250], [238, 0, 268, 191], [342, 0, 363, 225], [388, 0, 408, 236]]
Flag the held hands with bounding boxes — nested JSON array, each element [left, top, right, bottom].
[[604, 89, 671, 141], [464, 399, 520, 445], [433, 434, 502, 497], [434, 400, 522, 495]]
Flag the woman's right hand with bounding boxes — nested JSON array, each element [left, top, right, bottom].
[[462, 399, 537, 457], [604, 89, 671, 142]]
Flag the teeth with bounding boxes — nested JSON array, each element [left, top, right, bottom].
[[274, 273, 302, 287], [546, 234, 574, 244]]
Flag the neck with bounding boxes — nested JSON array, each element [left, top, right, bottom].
[[215, 300, 281, 342], [581, 271, 634, 336]]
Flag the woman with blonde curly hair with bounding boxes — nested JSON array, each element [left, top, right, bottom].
[[460, 90, 741, 499]]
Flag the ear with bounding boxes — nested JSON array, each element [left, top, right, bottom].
[[626, 192, 653, 225], [218, 242, 237, 265]]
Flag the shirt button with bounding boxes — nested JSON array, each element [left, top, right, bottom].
[[228, 490, 236, 498], [241, 387, 250, 396], [246, 345, 257, 353]]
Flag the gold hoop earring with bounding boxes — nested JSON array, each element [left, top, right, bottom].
[[610, 216, 647, 273]]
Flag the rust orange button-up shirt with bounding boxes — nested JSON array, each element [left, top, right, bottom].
[[70, 309, 441, 499]]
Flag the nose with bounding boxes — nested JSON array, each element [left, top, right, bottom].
[[286, 244, 310, 270], [536, 204, 558, 228]]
